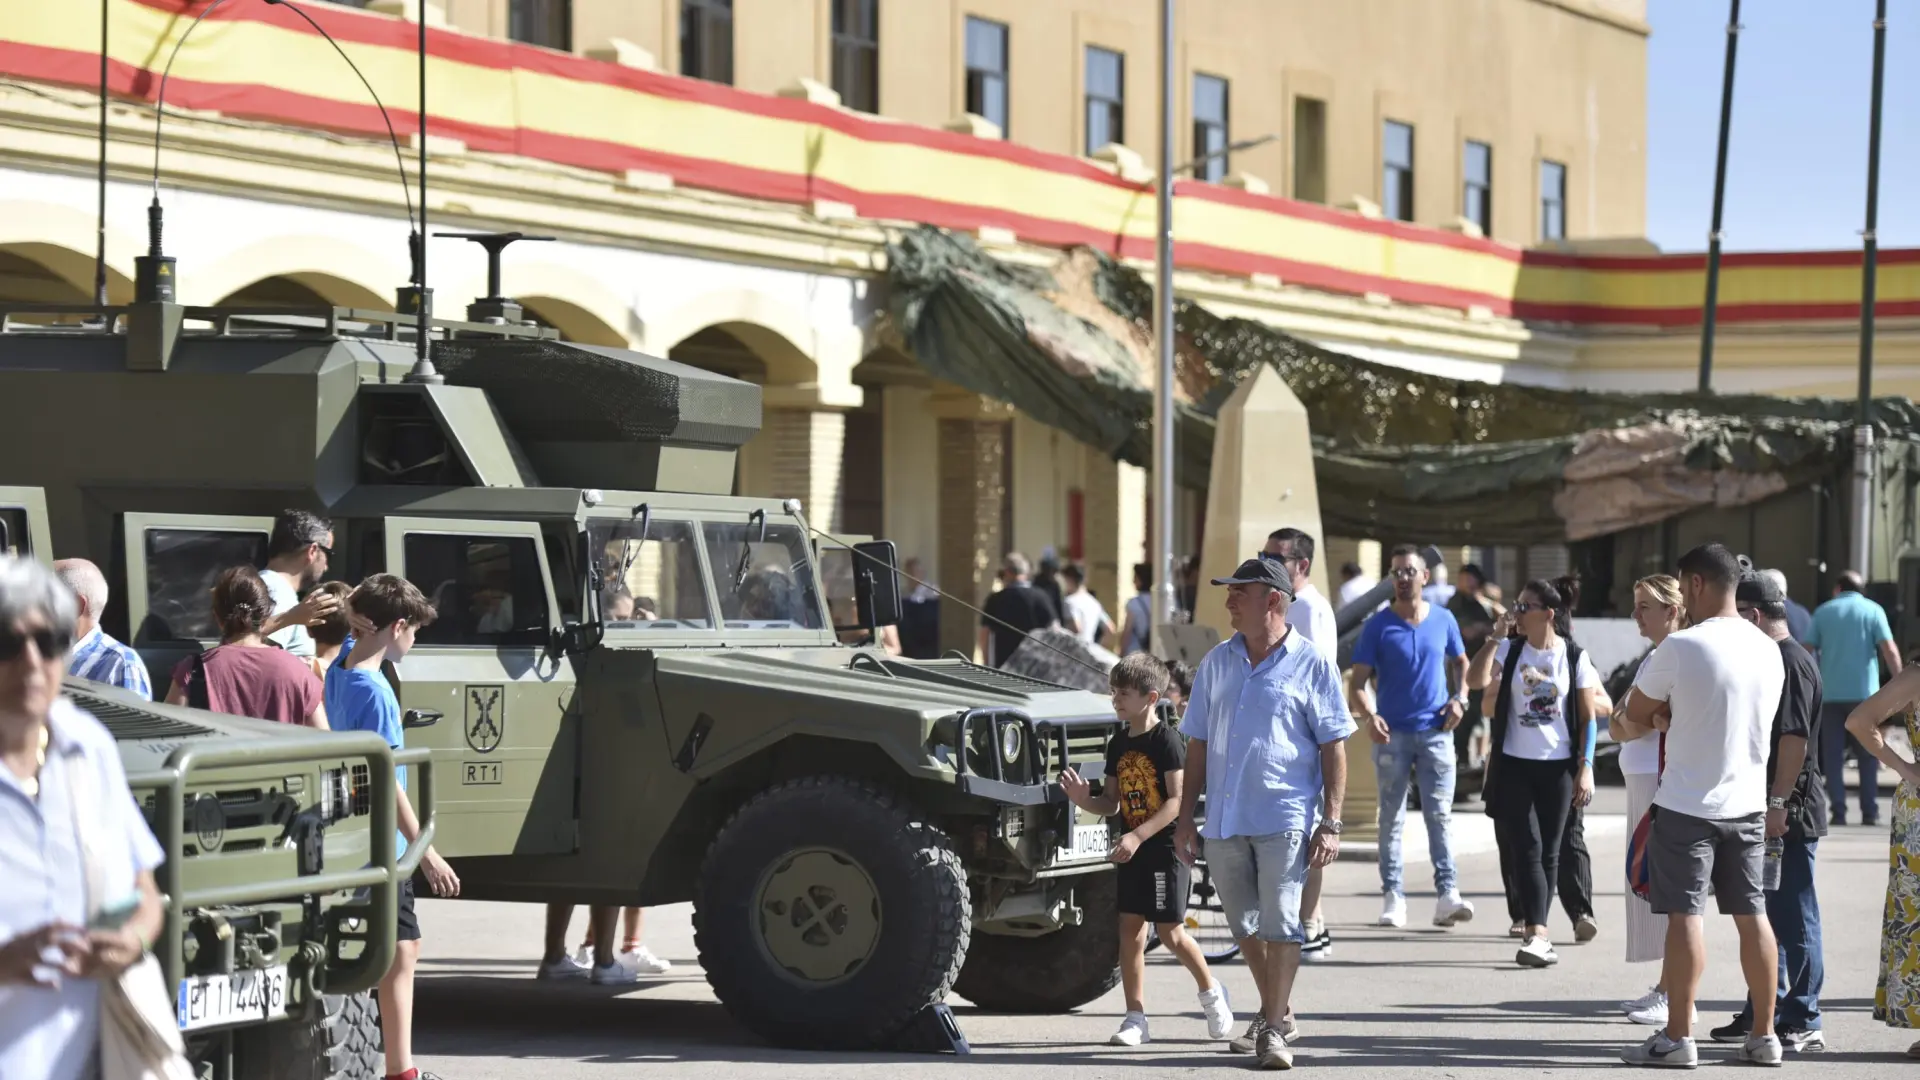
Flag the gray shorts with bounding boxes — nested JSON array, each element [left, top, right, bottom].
[[1202, 830, 1309, 944], [1647, 805, 1765, 917]]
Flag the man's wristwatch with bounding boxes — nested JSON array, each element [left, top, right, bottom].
[[1318, 819, 1343, 835], [1767, 796, 1789, 810]]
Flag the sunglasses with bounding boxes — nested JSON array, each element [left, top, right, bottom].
[[1389, 568, 1423, 579], [0, 624, 73, 662], [1512, 602, 1545, 613], [315, 543, 336, 559]]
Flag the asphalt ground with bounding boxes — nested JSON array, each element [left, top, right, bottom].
[[410, 784, 1915, 1077]]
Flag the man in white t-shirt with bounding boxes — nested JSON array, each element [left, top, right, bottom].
[[1058, 563, 1113, 646], [1262, 528, 1342, 965], [1621, 543, 1786, 1069]]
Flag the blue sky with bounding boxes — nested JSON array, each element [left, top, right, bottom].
[[1647, 0, 1919, 252]]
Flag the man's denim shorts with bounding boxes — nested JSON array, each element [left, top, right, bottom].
[[1203, 830, 1310, 944]]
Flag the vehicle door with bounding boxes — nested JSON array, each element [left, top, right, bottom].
[[0, 487, 52, 561], [383, 517, 576, 857], [121, 513, 275, 697]]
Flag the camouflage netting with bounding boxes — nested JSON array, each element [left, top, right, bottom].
[[883, 226, 1920, 546]]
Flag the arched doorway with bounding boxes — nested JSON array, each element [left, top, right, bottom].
[[215, 272, 389, 311]]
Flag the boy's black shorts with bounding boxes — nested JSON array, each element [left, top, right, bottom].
[[397, 877, 421, 943], [1116, 843, 1190, 924]]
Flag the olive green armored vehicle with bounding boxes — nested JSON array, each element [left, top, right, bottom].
[[3, 489, 428, 1080], [0, 289, 1125, 1052]]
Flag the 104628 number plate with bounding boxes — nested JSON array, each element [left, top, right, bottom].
[[1055, 821, 1113, 862], [176, 965, 290, 1031]]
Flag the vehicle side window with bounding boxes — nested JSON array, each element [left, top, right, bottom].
[[702, 521, 825, 630], [588, 519, 711, 629], [819, 547, 860, 632], [402, 533, 551, 648], [140, 528, 271, 643], [0, 508, 28, 557]]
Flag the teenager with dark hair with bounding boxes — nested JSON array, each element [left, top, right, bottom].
[[166, 567, 327, 729]]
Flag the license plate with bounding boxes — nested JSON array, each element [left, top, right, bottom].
[[1055, 822, 1112, 862], [177, 966, 290, 1031]]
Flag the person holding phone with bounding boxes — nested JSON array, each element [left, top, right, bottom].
[[0, 555, 170, 1080], [1465, 575, 1602, 970]]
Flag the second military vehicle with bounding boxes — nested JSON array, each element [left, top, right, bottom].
[[0, 288, 1125, 1051]]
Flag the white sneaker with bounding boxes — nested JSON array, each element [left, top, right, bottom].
[[535, 953, 590, 981], [1110, 1011, 1150, 1047], [1627, 995, 1696, 1027], [572, 945, 592, 968], [1515, 936, 1559, 968], [1198, 985, 1233, 1040], [619, 945, 672, 975], [1378, 893, 1407, 927], [590, 960, 639, 986], [1433, 892, 1476, 927], [1621, 986, 1664, 1014]]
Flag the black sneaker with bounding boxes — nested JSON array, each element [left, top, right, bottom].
[[1300, 926, 1334, 962], [1830, 811, 1847, 827], [1709, 1016, 1750, 1044], [1780, 1029, 1826, 1053]]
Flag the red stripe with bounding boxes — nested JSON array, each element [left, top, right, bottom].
[[1513, 299, 1920, 327], [1177, 180, 1526, 262], [1520, 247, 1920, 272], [1171, 241, 1517, 314]]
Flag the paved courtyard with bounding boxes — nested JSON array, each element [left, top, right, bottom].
[[409, 786, 1913, 1077]]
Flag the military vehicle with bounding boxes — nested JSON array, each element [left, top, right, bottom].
[[2, 489, 429, 1080], [0, 286, 1126, 1052]]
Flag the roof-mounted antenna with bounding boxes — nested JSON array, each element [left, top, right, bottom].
[[262, 1, 417, 249], [401, 10, 440, 383], [139, 0, 235, 303], [435, 232, 554, 324]]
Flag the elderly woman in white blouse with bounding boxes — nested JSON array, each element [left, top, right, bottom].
[[0, 556, 167, 1080]]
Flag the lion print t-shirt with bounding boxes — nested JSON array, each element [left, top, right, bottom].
[[1102, 722, 1186, 852]]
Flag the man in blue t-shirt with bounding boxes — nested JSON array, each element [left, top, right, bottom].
[[325, 574, 459, 1080], [1805, 571, 1903, 826], [1347, 545, 1472, 931]]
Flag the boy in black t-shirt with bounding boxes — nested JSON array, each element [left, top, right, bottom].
[[1061, 653, 1234, 1047]]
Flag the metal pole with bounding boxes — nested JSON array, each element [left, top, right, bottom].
[[1851, 0, 1887, 576], [94, 0, 108, 306], [406, 6, 440, 382], [1697, 0, 1741, 393], [1151, 0, 1177, 649]]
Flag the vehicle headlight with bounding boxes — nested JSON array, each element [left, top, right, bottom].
[[320, 767, 356, 824], [999, 721, 1025, 766]]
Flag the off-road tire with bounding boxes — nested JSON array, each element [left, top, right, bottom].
[[233, 990, 383, 1080], [694, 776, 970, 1049], [953, 869, 1120, 1012]]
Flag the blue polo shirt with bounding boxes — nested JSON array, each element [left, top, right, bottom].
[[1185, 631, 1356, 841], [1352, 604, 1465, 732], [1806, 590, 1894, 702]]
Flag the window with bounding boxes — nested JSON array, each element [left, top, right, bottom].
[[963, 16, 1008, 136], [1084, 46, 1124, 155], [140, 528, 270, 642], [1541, 159, 1568, 240], [701, 521, 825, 630], [818, 547, 861, 637], [507, 0, 570, 51], [587, 518, 711, 629], [1463, 140, 1492, 235], [831, 0, 879, 114], [1292, 96, 1326, 203], [403, 534, 551, 648], [1192, 74, 1229, 182], [0, 508, 29, 558], [1382, 119, 1414, 222], [681, 0, 734, 85]]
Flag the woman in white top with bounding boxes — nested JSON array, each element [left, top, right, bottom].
[[1615, 574, 1688, 1024], [1466, 575, 1604, 970]]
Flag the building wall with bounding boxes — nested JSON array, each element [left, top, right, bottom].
[[523, 0, 1647, 247]]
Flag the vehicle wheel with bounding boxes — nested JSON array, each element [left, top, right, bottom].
[[1146, 858, 1241, 963], [694, 776, 970, 1050], [233, 991, 383, 1080], [952, 869, 1120, 1012]]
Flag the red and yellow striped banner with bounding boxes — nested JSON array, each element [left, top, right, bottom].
[[4, 0, 1917, 327]]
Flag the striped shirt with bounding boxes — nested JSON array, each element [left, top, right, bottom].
[[66, 626, 153, 701]]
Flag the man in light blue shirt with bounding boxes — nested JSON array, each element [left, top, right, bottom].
[[1175, 559, 1353, 1068], [1805, 571, 1902, 825], [53, 560, 151, 701]]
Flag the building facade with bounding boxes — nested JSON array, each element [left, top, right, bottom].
[[2, 0, 1916, 640]]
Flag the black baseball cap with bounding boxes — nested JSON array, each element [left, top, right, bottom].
[[1210, 558, 1295, 599], [1736, 570, 1785, 607]]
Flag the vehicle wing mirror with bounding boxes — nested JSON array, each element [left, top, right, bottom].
[[852, 540, 902, 629], [402, 708, 443, 729]]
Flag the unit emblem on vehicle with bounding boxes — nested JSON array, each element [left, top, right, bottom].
[[465, 685, 505, 753]]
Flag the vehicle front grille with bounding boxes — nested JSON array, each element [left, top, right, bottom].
[[351, 764, 371, 816], [1045, 723, 1117, 778]]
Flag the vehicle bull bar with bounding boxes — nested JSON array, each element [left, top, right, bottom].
[[949, 708, 1116, 806]]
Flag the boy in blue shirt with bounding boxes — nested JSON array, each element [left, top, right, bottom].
[[325, 574, 458, 1080]]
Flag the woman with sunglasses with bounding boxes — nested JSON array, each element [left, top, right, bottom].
[[0, 555, 174, 1080], [166, 567, 329, 730], [1466, 575, 1604, 969]]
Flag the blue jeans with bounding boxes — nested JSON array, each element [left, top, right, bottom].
[[1736, 837, 1824, 1031], [1373, 728, 1457, 896], [1205, 830, 1310, 944], [1821, 700, 1879, 821]]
